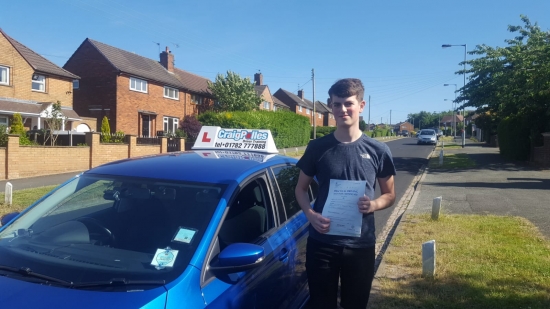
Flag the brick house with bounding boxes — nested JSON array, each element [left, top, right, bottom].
[[395, 121, 413, 133], [63, 39, 214, 136], [273, 88, 333, 126], [253, 72, 289, 111], [0, 29, 93, 132]]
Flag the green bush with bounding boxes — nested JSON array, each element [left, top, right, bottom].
[[100, 116, 111, 143], [112, 130, 125, 143], [0, 125, 8, 147], [9, 113, 33, 145], [311, 126, 336, 139], [497, 115, 530, 161], [198, 110, 310, 148]]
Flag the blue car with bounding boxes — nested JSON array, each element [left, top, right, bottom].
[[0, 127, 313, 308]]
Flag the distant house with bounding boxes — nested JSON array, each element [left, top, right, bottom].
[[0, 29, 92, 132], [395, 121, 413, 133], [253, 72, 289, 111], [272, 88, 334, 126], [440, 114, 464, 130], [63, 40, 214, 136]]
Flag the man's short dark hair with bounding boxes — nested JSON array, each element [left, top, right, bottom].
[[328, 78, 365, 102]]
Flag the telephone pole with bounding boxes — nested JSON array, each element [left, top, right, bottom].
[[312, 69, 316, 139], [368, 95, 371, 131]]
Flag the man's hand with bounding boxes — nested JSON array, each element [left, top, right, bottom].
[[305, 210, 331, 234], [357, 195, 376, 214]]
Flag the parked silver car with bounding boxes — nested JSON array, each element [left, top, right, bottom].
[[417, 129, 437, 145]]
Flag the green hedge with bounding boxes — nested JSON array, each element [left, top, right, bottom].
[[497, 115, 530, 161], [370, 128, 390, 137], [311, 126, 336, 139], [198, 110, 310, 148]]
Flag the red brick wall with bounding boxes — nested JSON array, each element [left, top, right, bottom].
[[63, 40, 118, 132]]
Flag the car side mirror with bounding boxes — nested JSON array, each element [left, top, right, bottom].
[[209, 243, 265, 274], [0, 212, 20, 226]]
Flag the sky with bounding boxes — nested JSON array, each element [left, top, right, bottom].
[[1, 0, 549, 125]]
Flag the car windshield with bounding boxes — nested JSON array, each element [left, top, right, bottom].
[[420, 130, 435, 135], [0, 174, 224, 289]]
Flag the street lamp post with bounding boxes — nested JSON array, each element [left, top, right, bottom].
[[442, 44, 467, 148], [444, 83, 457, 137]]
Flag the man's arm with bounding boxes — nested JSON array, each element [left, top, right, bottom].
[[295, 171, 330, 233], [357, 175, 396, 214]]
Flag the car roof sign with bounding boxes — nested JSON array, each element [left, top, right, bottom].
[[192, 126, 278, 154]]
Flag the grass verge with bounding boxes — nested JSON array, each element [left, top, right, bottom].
[[429, 152, 476, 169], [370, 214, 550, 309], [0, 185, 58, 217]]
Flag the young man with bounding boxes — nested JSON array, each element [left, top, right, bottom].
[[295, 78, 396, 309]]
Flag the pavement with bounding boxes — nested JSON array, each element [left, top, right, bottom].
[[369, 138, 550, 306]]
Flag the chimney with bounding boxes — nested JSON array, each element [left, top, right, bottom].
[[160, 46, 174, 72], [298, 89, 304, 100], [254, 72, 263, 86]]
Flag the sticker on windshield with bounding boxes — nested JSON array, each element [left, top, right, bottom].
[[172, 227, 197, 244], [151, 247, 179, 269]]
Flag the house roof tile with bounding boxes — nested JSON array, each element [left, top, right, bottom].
[[274, 88, 314, 109], [272, 96, 290, 108], [0, 29, 79, 80], [173, 68, 212, 95], [0, 98, 80, 120]]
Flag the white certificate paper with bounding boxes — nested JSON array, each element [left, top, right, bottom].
[[321, 179, 366, 237]]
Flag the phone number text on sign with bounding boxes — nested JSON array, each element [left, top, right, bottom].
[[214, 142, 266, 149]]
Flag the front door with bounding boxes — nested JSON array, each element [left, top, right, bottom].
[[141, 114, 150, 137]]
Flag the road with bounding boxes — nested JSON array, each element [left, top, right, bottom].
[[374, 137, 434, 238]]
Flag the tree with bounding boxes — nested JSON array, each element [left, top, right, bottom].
[[42, 101, 68, 146], [359, 119, 367, 131], [180, 115, 202, 141], [207, 71, 262, 112], [460, 16, 550, 151], [101, 116, 111, 143]]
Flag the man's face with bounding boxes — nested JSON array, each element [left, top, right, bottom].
[[329, 95, 365, 128]]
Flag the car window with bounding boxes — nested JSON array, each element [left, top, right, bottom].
[[0, 174, 224, 287], [271, 165, 302, 219], [218, 178, 274, 250]]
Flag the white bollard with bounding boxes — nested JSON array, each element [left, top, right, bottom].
[[422, 240, 436, 277], [4, 182, 13, 206], [439, 150, 444, 165], [432, 196, 442, 220], [295, 147, 298, 155], [283, 149, 287, 155]]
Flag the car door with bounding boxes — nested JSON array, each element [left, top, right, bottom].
[[269, 164, 313, 307], [201, 173, 293, 309]]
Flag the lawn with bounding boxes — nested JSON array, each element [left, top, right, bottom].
[[369, 214, 550, 309], [0, 185, 58, 217]]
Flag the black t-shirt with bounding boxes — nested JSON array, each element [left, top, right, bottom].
[[297, 133, 396, 248]]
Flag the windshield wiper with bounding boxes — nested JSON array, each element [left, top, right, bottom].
[[0, 265, 73, 287], [73, 278, 165, 289]]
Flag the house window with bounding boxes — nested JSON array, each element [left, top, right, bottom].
[[298, 106, 302, 112], [273, 105, 277, 111], [32, 74, 45, 92], [130, 77, 148, 93], [73, 80, 79, 89], [263, 101, 270, 109], [191, 94, 203, 105], [163, 116, 178, 133], [0, 116, 8, 126], [164, 86, 179, 100], [318, 112, 321, 118], [0, 66, 9, 85], [306, 108, 310, 115]]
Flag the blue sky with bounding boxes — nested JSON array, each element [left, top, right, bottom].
[[2, 0, 549, 124]]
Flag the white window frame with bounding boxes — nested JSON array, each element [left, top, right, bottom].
[[191, 94, 203, 105], [163, 116, 178, 133], [263, 101, 270, 109], [273, 105, 277, 111], [130, 77, 148, 93], [0, 66, 9, 85], [0, 116, 8, 126], [306, 108, 310, 115], [298, 106, 302, 112], [318, 112, 322, 118], [164, 86, 179, 100], [32, 74, 46, 92]]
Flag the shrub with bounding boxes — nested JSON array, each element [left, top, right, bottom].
[[112, 130, 125, 143], [9, 113, 32, 145], [100, 116, 111, 143], [0, 125, 8, 147], [181, 115, 202, 142]]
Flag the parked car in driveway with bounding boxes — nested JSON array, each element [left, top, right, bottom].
[[0, 126, 312, 309], [400, 130, 410, 137], [417, 129, 437, 145]]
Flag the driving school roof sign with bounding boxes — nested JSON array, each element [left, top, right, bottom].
[[192, 126, 278, 154]]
